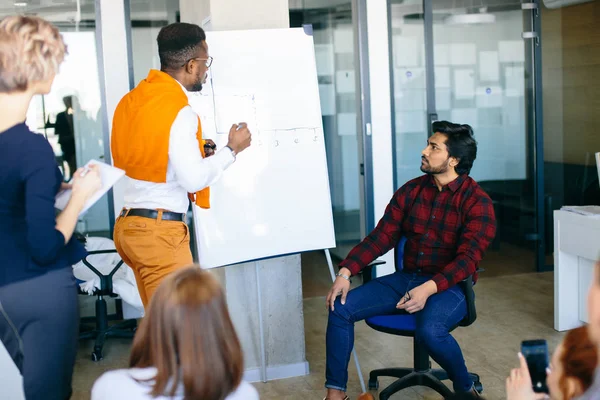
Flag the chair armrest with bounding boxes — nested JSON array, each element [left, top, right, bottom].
[[457, 269, 484, 326], [361, 260, 387, 284]]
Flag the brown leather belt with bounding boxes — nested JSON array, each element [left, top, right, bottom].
[[120, 208, 185, 222]]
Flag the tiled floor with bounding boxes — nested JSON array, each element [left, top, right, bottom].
[[71, 246, 562, 400]]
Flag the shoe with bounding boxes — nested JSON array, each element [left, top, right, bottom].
[[454, 386, 482, 399], [358, 394, 375, 400]]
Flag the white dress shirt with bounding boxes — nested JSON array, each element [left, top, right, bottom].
[[123, 84, 234, 214], [91, 367, 259, 400]]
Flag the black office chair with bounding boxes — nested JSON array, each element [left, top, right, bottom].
[[362, 237, 482, 400], [77, 249, 137, 361]]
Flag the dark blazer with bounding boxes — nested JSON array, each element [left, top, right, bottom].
[[0, 123, 86, 287]]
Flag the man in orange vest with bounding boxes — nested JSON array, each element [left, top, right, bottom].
[[111, 22, 251, 308]]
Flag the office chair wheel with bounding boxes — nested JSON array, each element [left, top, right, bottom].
[[368, 379, 379, 390], [91, 350, 103, 362], [474, 381, 483, 393]]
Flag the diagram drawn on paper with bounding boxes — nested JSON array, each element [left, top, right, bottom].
[[188, 92, 258, 139], [189, 93, 324, 148], [187, 73, 322, 147]]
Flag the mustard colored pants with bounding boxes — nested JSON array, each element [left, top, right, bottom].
[[114, 210, 193, 308]]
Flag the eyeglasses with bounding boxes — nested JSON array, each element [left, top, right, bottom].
[[181, 56, 213, 68]]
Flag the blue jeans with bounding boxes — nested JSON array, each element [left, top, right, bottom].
[[325, 271, 472, 393]]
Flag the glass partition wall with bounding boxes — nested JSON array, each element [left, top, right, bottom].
[[388, 0, 546, 274]]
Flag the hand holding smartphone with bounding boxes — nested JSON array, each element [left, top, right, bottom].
[[521, 339, 550, 394]]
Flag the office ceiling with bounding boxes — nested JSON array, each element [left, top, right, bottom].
[[0, 0, 174, 20], [0, 0, 532, 21]]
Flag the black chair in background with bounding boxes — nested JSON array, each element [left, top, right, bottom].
[[77, 249, 137, 361]]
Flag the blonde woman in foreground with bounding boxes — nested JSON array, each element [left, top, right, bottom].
[[0, 15, 101, 400], [92, 266, 258, 400]]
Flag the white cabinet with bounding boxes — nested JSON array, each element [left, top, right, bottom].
[[554, 210, 600, 331]]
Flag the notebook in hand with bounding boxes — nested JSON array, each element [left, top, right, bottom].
[[55, 159, 125, 216]]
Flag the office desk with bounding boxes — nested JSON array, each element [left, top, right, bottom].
[[554, 210, 600, 331]]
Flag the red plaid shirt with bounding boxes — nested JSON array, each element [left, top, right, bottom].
[[340, 174, 496, 292]]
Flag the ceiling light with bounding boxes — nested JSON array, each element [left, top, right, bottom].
[[14, 2, 27, 6]]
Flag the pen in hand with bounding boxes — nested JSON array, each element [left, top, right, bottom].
[[80, 166, 91, 177]]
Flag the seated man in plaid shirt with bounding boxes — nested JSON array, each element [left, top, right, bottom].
[[323, 121, 496, 400]]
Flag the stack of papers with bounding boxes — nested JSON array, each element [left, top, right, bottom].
[[561, 205, 600, 219]]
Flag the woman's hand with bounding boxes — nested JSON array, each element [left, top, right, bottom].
[[506, 353, 549, 400], [71, 165, 102, 203]]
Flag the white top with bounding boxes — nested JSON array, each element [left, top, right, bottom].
[[91, 367, 259, 400], [123, 83, 234, 214]]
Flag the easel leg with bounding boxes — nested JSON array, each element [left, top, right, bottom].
[[255, 262, 267, 383], [324, 249, 367, 393]]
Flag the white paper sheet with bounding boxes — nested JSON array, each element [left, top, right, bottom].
[[499, 41, 525, 63], [314, 44, 334, 75], [394, 36, 420, 67], [561, 206, 600, 219], [333, 28, 353, 53], [454, 69, 475, 100], [435, 89, 451, 110], [396, 111, 426, 133], [450, 43, 476, 66], [434, 44, 449, 66], [505, 66, 525, 97], [435, 67, 451, 88], [55, 160, 125, 216], [337, 113, 357, 136], [188, 28, 336, 269], [395, 90, 426, 111], [336, 70, 355, 94], [479, 51, 499, 81]]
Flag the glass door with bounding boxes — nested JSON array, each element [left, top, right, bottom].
[[388, 0, 546, 274], [291, 3, 364, 261]]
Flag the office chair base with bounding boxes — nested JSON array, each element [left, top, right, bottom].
[[369, 368, 481, 400], [80, 318, 137, 361], [80, 297, 137, 361]]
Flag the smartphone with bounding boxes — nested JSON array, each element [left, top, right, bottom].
[[521, 339, 549, 393]]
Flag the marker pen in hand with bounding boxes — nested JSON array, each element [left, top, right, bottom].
[[80, 166, 91, 177]]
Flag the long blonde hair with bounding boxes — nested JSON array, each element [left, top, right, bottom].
[[130, 266, 244, 400], [0, 15, 66, 92]]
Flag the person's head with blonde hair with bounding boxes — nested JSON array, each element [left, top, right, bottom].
[[0, 15, 66, 94]]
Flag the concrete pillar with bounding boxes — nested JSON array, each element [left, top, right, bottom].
[[179, 0, 307, 382]]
